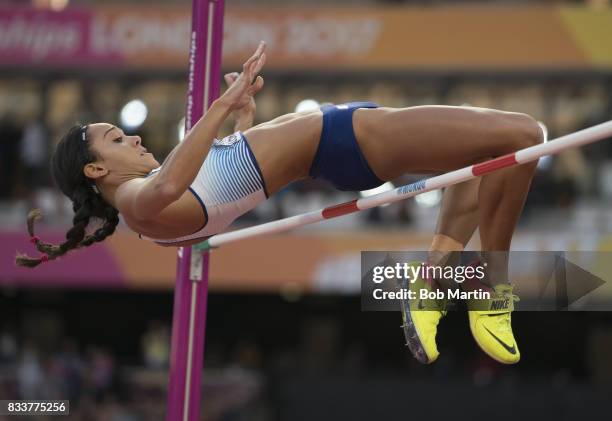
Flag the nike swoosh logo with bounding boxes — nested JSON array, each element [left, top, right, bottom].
[[483, 326, 517, 355]]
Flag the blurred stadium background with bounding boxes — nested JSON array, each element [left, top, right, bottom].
[[1, 0, 612, 420]]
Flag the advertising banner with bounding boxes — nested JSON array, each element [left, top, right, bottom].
[[0, 6, 611, 71]]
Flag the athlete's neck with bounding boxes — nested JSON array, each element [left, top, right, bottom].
[[96, 171, 146, 208]]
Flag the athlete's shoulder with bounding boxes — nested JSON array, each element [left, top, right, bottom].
[[114, 177, 145, 213], [114, 171, 162, 221]]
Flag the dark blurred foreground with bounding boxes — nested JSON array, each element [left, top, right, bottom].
[[1, 290, 611, 420]]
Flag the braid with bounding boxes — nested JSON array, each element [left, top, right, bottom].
[[15, 185, 119, 268], [78, 198, 120, 247]]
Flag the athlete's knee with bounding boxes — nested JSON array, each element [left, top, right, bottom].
[[485, 111, 542, 155], [505, 112, 544, 151]]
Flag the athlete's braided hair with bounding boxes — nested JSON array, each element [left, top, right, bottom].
[[15, 125, 120, 268]]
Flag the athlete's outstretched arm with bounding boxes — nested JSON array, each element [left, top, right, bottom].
[[117, 42, 267, 220]]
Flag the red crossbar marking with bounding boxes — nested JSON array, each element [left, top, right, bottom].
[[472, 153, 518, 176], [322, 200, 359, 219]]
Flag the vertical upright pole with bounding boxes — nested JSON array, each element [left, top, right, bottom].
[[166, 1, 224, 420]]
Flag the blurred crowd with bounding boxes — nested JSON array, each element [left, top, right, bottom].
[[0, 320, 265, 421], [0, 117, 53, 203], [0, 332, 133, 420]]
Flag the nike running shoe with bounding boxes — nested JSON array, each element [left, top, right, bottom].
[[399, 261, 447, 364], [468, 283, 520, 364]]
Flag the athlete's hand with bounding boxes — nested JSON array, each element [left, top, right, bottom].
[[224, 71, 257, 117], [220, 41, 266, 111]]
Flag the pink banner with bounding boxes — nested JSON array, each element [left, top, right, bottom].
[[0, 7, 116, 67], [0, 6, 190, 69], [0, 230, 126, 289]]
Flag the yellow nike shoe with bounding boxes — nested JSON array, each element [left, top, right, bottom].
[[400, 262, 447, 364], [468, 284, 520, 364]]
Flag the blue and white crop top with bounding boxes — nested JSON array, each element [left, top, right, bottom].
[[141, 132, 268, 244]]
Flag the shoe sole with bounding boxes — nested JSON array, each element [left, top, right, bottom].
[[399, 279, 434, 364]]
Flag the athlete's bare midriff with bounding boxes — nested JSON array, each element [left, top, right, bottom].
[[245, 107, 396, 191], [243, 109, 323, 195]]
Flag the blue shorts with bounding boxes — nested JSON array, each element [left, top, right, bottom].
[[309, 101, 384, 191]]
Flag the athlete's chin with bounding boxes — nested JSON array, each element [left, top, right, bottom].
[[145, 155, 160, 168]]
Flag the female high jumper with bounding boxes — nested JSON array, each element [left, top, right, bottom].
[[17, 42, 543, 365]]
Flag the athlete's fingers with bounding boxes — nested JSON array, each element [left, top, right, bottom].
[[224, 72, 239, 86], [231, 43, 265, 102], [247, 76, 264, 95], [243, 41, 266, 71], [244, 55, 262, 85], [243, 53, 265, 89], [252, 52, 266, 76]]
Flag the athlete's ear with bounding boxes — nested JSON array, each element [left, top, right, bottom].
[[83, 162, 109, 180]]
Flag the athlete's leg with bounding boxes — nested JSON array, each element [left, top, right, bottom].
[[423, 162, 526, 364], [355, 106, 543, 365], [429, 178, 480, 266], [354, 105, 543, 255], [435, 179, 480, 248], [426, 179, 481, 297], [403, 179, 481, 365]]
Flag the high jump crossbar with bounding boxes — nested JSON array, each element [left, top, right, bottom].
[[167, 1, 224, 421], [198, 119, 612, 250]]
